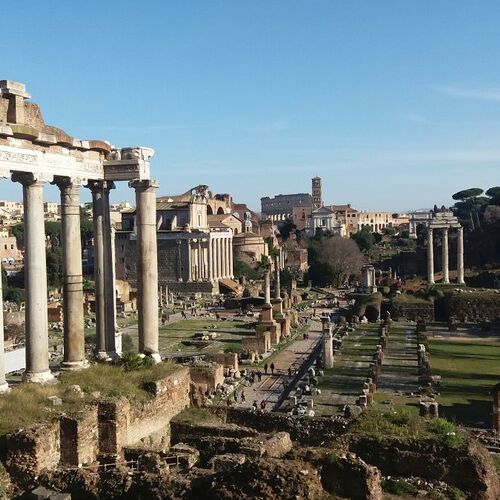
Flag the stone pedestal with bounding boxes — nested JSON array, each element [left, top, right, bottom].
[[58, 179, 86, 370], [131, 180, 160, 362], [14, 174, 53, 383]]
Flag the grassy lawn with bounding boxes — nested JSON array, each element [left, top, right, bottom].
[[158, 318, 255, 355], [314, 323, 381, 416], [430, 337, 500, 427]]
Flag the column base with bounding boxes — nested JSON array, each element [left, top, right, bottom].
[[96, 351, 120, 362], [22, 370, 55, 384], [140, 352, 162, 364], [61, 360, 90, 371], [0, 382, 10, 393]]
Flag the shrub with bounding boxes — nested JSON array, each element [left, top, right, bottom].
[[119, 352, 154, 372]]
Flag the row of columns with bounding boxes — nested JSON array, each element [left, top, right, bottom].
[[0, 174, 160, 389], [427, 226, 464, 285], [208, 235, 233, 281]]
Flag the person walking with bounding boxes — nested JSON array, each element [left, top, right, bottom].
[[260, 400, 266, 411], [252, 400, 258, 411], [264, 363, 268, 375], [288, 367, 292, 378], [257, 370, 262, 382], [241, 390, 246, 403], [233, 390, 238, 403], [270, 362, 275, 375]]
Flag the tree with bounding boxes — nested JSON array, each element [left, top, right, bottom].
[[451, 188, 485, 230], [351, 228, 375, 252], [277, 219, 296, 240], [486, 186, 500, 206], [308, 236, 363, 287], [46, 247, 63, 288], [452, 188, 484, 201]]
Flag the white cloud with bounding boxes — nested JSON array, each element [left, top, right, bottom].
[[432, 84, 500, 102]]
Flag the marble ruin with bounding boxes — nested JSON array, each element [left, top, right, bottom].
[[0, 80, 160, 387], [426, 211, 464, 285]]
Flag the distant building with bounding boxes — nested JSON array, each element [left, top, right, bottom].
[[309, 206, 344, 236], [261, 193, 312, 221], [117, 185, 234, 294]]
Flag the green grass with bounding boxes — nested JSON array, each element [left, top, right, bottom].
[[0, 361, 179, 436], [430, 337, 500, 426], [171, 406, 222, 425], [351, 407, 464, 446]]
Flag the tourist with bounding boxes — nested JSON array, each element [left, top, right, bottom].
[[264, 363, 268, 374], [233, 390, 238, 403], [251, 371, 256, 383], [288, 367, 292, 378], [252, 400, 258, 412], [260, 400, 266, 411], [241, 390, 246, 403], [270, 362, 275, 375], [257, 370, 262, 382]]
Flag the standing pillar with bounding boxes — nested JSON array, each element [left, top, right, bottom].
[[229, 235, 233, 278], [457, 226, 465, 285], [198, 240, 203, 279], [217, 238, 222, 279], [131, 180, 160, 362], [0, 262, 9, 392], [208, 239, 213, 281], [89, 181, 106, 358], [274, 254, 281, 300], [57, 178, 86, 370], [427, 227, 435, 284], [103, 183, 117, 356], [224, 237, 229, 278], [442, 228, 449, 284], [13, 173, 53, 382], [264, 270, 271, 305]]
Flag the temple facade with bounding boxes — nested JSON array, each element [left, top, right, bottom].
[[0, 80, 160, 389]]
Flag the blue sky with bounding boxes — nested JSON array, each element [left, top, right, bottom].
[[1, 1, 500, 211]]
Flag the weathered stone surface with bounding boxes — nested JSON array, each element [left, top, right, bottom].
[[321, 453, 383, 500], [209, 453, 247, 472], [264, 432, 293, 458]]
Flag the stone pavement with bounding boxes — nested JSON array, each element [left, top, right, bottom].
[[233, 319, 323, 411], [377, 323, 419, 395]]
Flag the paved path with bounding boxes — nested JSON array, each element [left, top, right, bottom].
[[234, 319, 323, 411], [377, 324, 419, 394]]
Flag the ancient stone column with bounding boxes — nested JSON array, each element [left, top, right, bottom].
[[457, 226, 465, 284], [198, 239, 203, 280], [89, 181, 106, 359], [427, 227, 435, 284], [102, 182, 117, 356], [225, 237, 230, 278], [131, 180, 160, 362], [264, 270, 271, 305], [208, 239, 214, 281], [442, 228, 449, 284], [57, 178, 86, 370], [274, 254, 281, 300], [0, 262, 9, 392], [217, 238, 222, 279], [13, 173, 53, 383], [229, 236, 233, 278], [323, 328, 334, 369]]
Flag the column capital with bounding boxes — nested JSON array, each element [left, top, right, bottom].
[[86, 180, 115, 193], [12, 171, 53, 186], [129, 179, 159, 191], [53, 176, 87, 189]]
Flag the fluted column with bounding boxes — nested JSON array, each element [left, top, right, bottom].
[[223, 237, 228, 278], [57, 178, 86, 370], [13, 173, 53, 383], [216, 238, 221, 279], [0, 262, 9, 392], [131, 180, 160, 362], [427, 227, 434, 284], [442, 228, 449, 284], [457, 226, 465, 284]]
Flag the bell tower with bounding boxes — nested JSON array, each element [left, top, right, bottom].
[[312, 176, 322, 209]]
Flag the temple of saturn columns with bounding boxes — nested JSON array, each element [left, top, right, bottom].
[[0, 80, 160, 390], [426, 211, 465, 285]]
